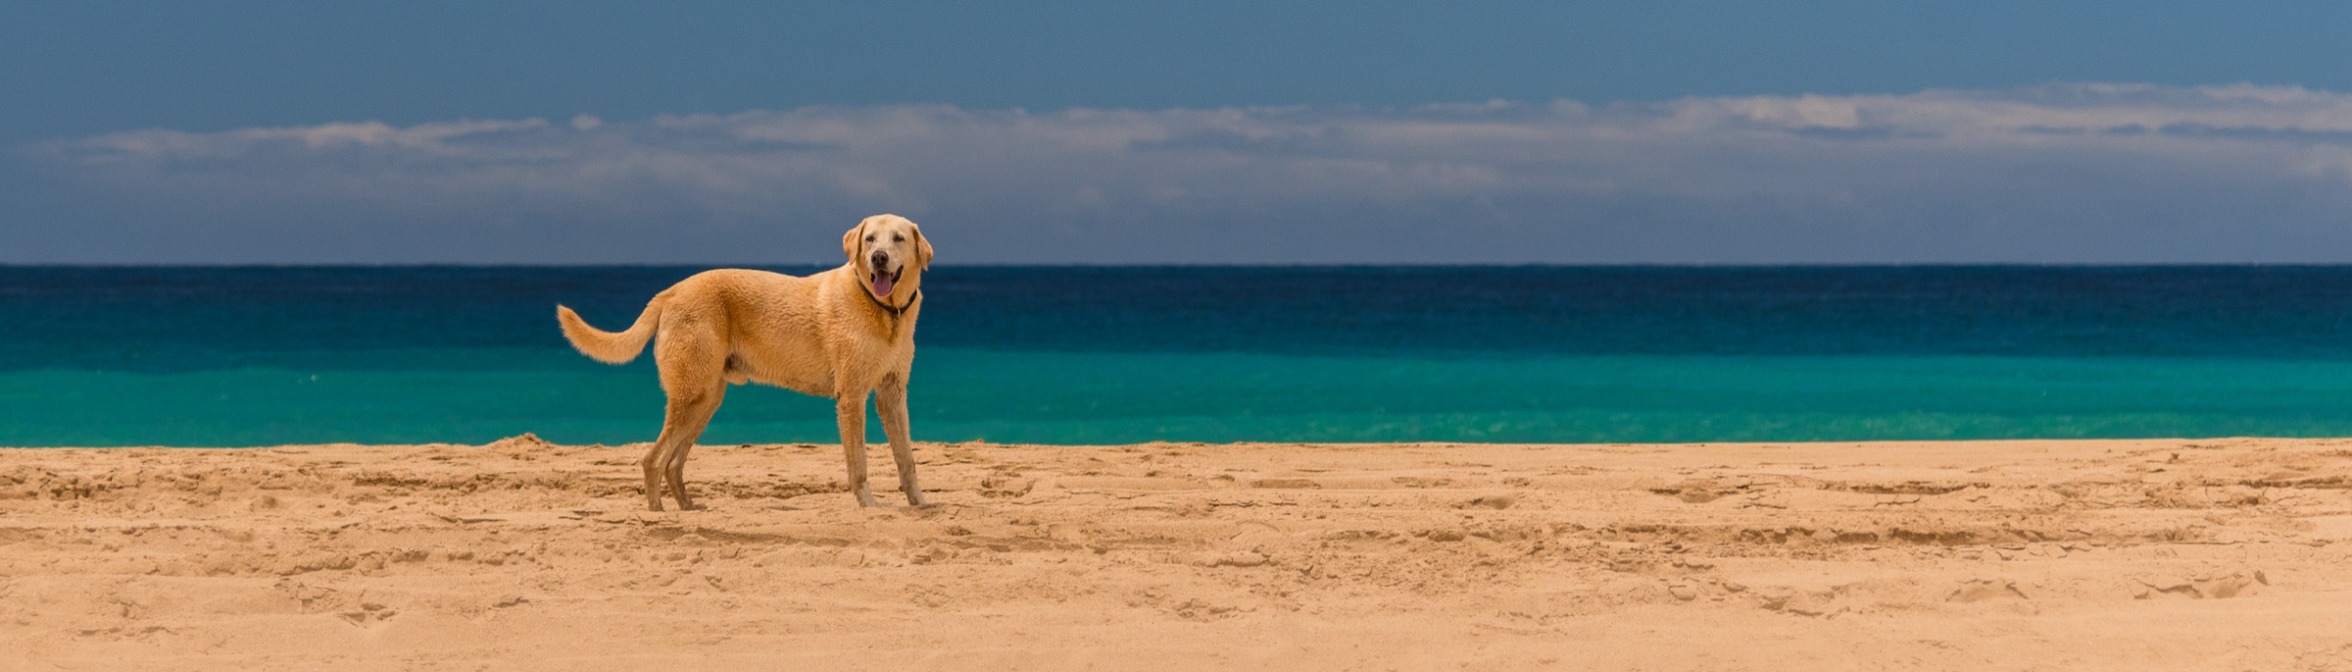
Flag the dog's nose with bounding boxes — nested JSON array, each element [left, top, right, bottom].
[[870, 251, 891, 267]]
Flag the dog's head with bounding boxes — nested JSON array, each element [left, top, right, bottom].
[[842, 214, 932, 302]]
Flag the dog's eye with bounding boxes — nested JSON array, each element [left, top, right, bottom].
[[893, 234, 904, 243], [864, 235, 874, 242]]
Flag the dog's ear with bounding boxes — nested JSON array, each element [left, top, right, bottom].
[[841, 220, 865, 263], [913, 226, 934, 270]]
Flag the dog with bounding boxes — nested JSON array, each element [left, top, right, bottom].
[[554, 214, 934, 511]]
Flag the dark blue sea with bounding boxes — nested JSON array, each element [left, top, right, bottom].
[[7, 265, 2352, 446]]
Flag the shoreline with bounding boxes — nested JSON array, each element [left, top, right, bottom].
[[6, 437, 2349, 669]]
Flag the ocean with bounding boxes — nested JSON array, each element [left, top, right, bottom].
[[6, 265, 2352, 447]]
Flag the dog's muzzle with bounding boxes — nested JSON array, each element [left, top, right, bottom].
[[868, 253, 900, 299]]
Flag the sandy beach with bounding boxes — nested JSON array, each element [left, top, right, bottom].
[[4, 436, 2351, 670]]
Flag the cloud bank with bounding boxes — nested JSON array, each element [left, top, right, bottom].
[[17, 83, 2352, 263]]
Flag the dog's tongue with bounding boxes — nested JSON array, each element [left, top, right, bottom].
[[869, 270, 896, 299]]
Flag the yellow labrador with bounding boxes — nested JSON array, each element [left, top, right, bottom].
[[555, 214, 934, 511]]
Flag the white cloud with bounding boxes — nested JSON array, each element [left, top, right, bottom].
[[19, 83, 2352, 263]]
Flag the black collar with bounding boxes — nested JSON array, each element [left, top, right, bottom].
[[867, 287, 920, 318]]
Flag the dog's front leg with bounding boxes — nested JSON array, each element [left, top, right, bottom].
[[876, 375, 927, 506], [835, 393, 881, 507]]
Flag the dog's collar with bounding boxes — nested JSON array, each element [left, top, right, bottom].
[[867, 287, 920, 318]]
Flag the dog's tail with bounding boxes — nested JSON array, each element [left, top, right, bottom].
[[556, 293, 666, 364]]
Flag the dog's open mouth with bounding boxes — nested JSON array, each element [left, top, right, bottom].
[[868, 266, 900, 299]]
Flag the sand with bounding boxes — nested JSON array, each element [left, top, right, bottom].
[[4, 436, 2351, 670]]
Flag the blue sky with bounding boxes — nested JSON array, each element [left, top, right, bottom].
[[11, 2, 2352, 263]]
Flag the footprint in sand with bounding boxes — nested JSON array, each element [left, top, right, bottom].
[[1947, 579, 2028, 603], [2136, 571, 2267, 599]]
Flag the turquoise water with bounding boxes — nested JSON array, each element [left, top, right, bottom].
[[10, 350, 2352, 447], [6, 266, 2352, 446]]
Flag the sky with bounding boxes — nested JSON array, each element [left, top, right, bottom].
[[11, 2, 2352, 264]]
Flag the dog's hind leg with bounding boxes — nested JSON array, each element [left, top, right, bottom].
[[643, 321, 729, 512], [647, 384, 725, 511], [875, 374, 927, 506], [640, 440, 668, 511]]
